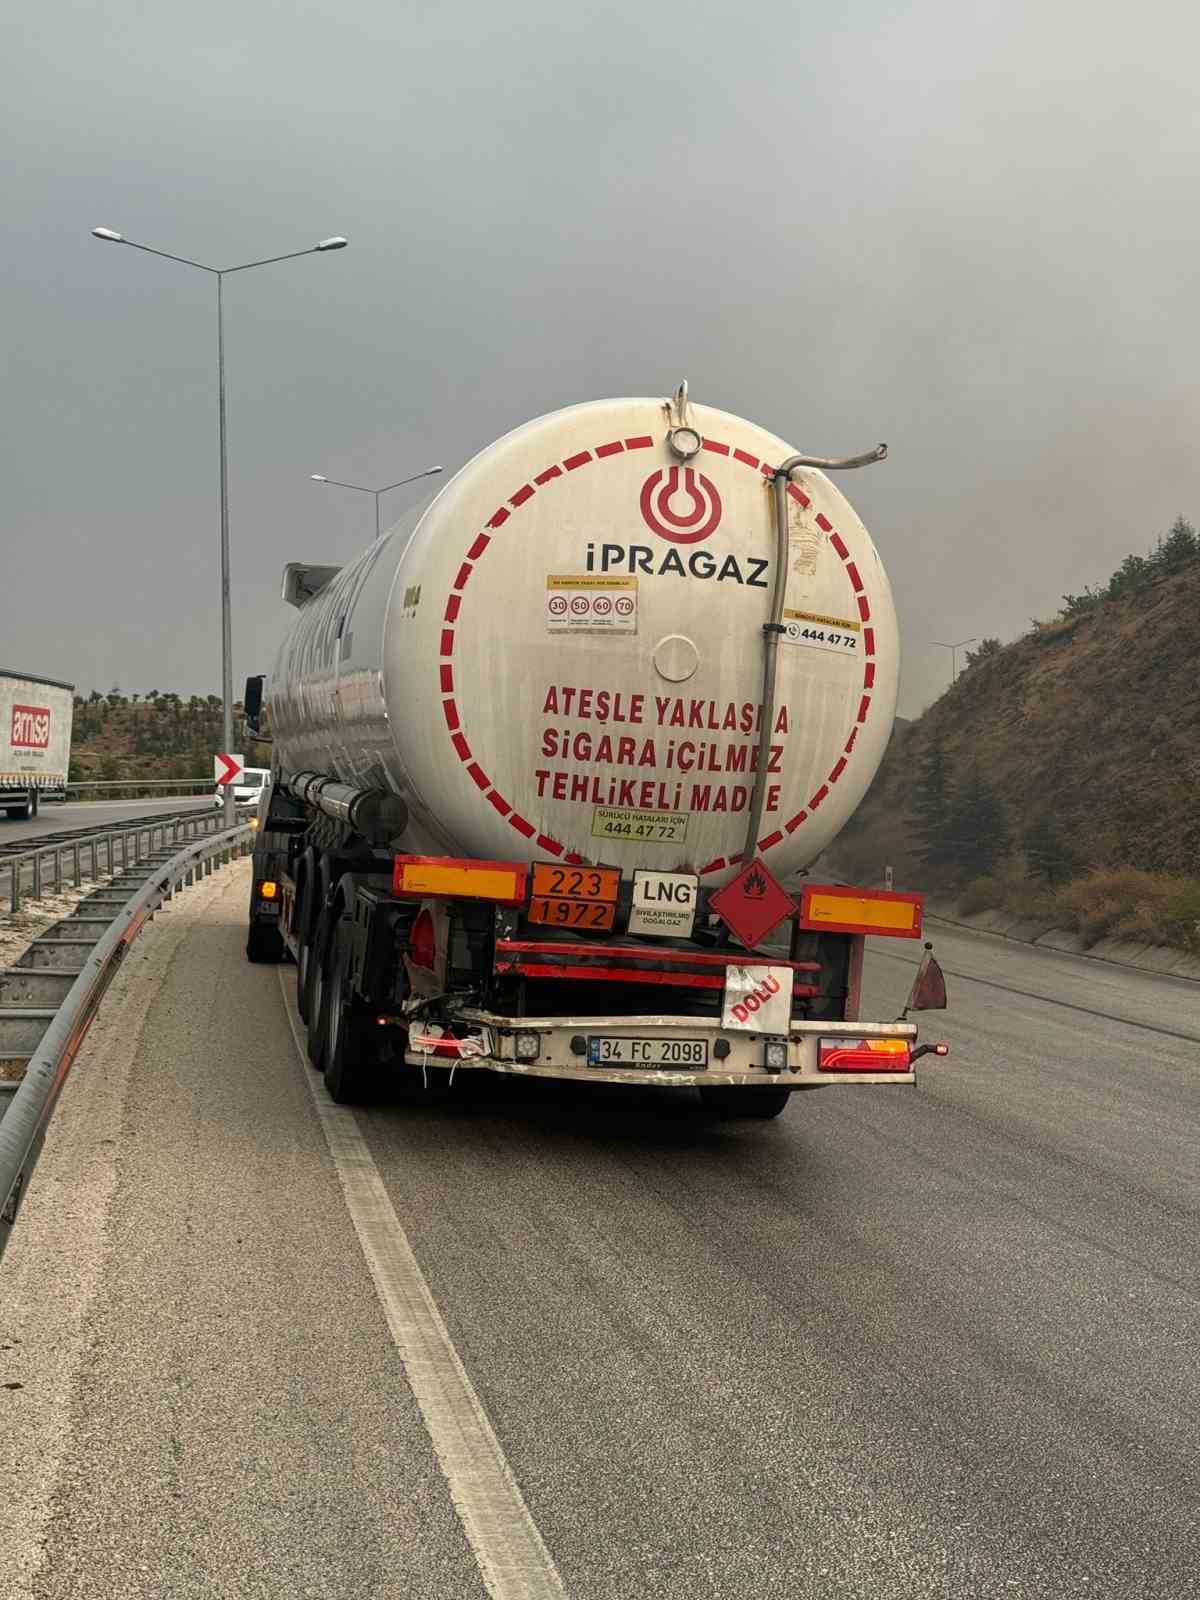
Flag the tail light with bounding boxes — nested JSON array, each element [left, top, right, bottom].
[[408, 909, 436, 970], [818, 1036, 911, 1072]]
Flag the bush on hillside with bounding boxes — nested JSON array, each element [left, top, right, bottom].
[[1055, 868, 1200, 952], [957, 876, 1003, 915]]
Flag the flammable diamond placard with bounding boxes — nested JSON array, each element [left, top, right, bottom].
[[708, 857, 796, 950]]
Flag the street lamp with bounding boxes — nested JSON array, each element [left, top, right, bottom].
[[91, 226, 349, 823], [933, 636, 979, 683], [310, 466, 444, 541]]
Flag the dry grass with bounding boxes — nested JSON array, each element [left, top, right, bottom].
[[950, 865, 1200, 953], [1054, 868, 1200, 951]]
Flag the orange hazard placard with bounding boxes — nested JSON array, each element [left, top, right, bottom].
[[530, 864, 620, 902], [528, 862, 621, 933], [529, 896, 617, 932]]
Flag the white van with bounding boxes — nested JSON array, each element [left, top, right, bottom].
[[212, 767, 271, 809]]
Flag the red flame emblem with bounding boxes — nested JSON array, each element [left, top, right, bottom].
[[639, 466, 722, 545]]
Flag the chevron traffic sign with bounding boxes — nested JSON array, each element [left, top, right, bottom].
[[214, 752, 244, 786]]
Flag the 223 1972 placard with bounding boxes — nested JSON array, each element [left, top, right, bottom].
[[528, 863, 621, 930]]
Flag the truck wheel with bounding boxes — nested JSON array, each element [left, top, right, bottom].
[[699, 1086, 792, 1120], [246, 917, 285, 963], [322, 916, 381, 1104], [5, 797, 32, 821]]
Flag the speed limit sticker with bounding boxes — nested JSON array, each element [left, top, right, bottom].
[[546, 575, 638, 633]]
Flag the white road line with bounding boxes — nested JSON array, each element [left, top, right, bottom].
[[278, 971, 568, 1600]]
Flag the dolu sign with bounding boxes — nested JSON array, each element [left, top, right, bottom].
[[721, 964, 794, 1034]]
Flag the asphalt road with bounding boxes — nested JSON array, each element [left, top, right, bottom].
[[2, 865, 1197, 1599], [0, 796, 217, 847]]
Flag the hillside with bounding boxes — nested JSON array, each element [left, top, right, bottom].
[[834, 560, 1200, 949], [68, 692, 260, 783]]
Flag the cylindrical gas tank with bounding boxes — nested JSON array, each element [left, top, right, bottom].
[[268, 396, 899, 885]]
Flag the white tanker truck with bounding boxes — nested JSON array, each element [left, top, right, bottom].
[[246, 389, 946, 1111]]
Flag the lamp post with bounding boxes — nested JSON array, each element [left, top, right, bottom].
[[933, 636, 979, 683], [310, 466, 443, 541], [91, 226, 348, 824]]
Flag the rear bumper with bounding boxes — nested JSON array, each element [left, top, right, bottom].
[[407, 1012, 918, 1088]]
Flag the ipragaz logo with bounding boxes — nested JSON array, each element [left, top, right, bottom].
[[639, 466, 722, 544], [583, 463, 767, 589]]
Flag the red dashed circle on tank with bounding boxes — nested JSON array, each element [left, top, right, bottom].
[[438, 435, 876, 871]]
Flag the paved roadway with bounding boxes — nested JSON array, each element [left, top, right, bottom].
[[1, 863, 1197, 1599], [0, 796, 216, 848]]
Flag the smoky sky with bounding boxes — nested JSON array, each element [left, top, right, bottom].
[[5, 0, 1199, 719]]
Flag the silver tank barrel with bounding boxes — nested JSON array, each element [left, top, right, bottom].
[[284, 772, 408, 846]]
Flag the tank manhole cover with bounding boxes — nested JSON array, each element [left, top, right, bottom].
[[652, 634, 700, 682]]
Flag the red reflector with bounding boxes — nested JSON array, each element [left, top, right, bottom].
[[818, 1037, 911, 1072], [408, 909, 436, 970]]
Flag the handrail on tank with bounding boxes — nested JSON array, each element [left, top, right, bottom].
[[739, 444, 888, 869]]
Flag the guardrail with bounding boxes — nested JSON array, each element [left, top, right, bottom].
[[1, 809, 232, 913], [0, 821, 254, 1262], [64, 779, 214, 800]]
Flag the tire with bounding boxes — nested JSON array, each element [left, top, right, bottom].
[[699, 1085, 792, 1120], [300, 892, 328, 1034], [5, 798, 32, 821], [322, 915, 382, 1104], [246, 917, 285, 963], [30, 789, 39, 819], [307, 912, 334, 1072]]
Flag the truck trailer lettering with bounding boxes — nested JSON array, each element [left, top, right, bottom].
[[11, 705, 51, 749]]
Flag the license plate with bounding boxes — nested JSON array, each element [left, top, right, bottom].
[[587, 1036, 709, 1068]]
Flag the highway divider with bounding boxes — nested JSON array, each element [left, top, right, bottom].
[[0, 821, 254, 1262]]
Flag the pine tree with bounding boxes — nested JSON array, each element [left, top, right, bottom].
[[1106, 552, 1153, 600], [911, 741, 954, 868], [943, 768, 1008, 880], [964, 638, 1002, 669], [1025, 812, 1080, 886], [1152, 516, 1198, 576]]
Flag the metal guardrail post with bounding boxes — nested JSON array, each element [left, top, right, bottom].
[[72, 844, 81, 889]]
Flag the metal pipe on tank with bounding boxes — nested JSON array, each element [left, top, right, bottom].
[[740, 444, 888, 868], [283, 771, 408, 845]]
